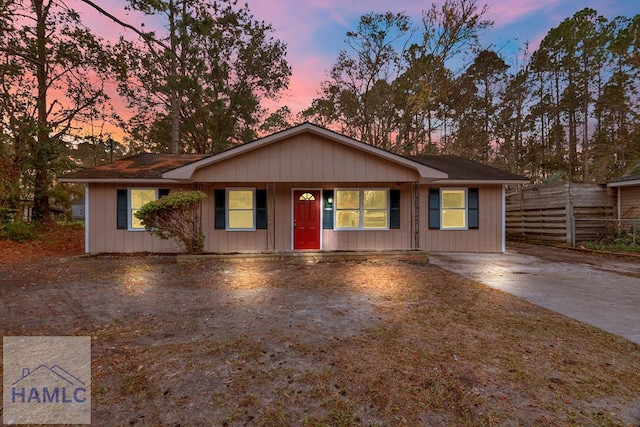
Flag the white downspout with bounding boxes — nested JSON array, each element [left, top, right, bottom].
[[84, 184, 89, 254], [502, 185, 506, 254]]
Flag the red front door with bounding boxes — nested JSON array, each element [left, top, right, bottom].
[[293, 190, 321, 250]]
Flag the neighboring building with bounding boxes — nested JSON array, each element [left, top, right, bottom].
[[72, 199, 85, 220], [59, 123, 528, 254], [607, 173, 640, 219]]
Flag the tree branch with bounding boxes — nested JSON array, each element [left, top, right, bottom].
[[77, 0, 171, 54]]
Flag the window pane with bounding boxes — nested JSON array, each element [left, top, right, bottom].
[[442, 209, 466, 228], [131, 209, 144, 229], [228, 210, 254, 229], [131, 189, 156, 209], [336, 190, 360, 209], [229, 190, 254, 209], [299, 192, 315, 201], [364, 190, 387, 209], [363, 210, 387, 229], [336, 210, 360, 228], [442, 190, 465, 209]]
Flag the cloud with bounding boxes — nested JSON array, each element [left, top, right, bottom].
[[480, 0, 562, 27]]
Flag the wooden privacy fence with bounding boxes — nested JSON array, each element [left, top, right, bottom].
[[506, 182, 614, 245]]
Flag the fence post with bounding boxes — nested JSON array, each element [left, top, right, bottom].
[[566, 202, 574, 245], [634, 221, 637, 246], [571, 217, 576, 247]]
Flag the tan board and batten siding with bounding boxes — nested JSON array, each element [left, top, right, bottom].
[[619, 186, 640, 218], [191, 133, 418, 183], [422, 185, 503, 253], [198, 182, 412, 252], [87, 183, 189, 253], [89, 183, 503, 253]]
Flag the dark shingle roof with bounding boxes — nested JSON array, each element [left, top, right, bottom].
[[61, 153, 212, 180], [61, 148, 527, 183], [407, 155, 527, 181]]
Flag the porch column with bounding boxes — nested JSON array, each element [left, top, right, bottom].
[[268, 182, 276, 250], [414, 182, 420, 249], [502, 185, 506, 253]]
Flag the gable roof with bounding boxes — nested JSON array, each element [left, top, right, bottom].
[[60, 153, 211, 183], [162, 122, 447, 181], [607, 173, 640, 188], [408, 155, 528, 183], [59, 123, 528, 185]]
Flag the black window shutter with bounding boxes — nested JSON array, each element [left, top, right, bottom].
[[116, 189, 128, 230], [256, 189, 267, 229], [323, 190, 334, 229], [468, 188, 479, 229], [389, 189, 400, 229], [214, 189, 225, 229], [428, 189, 440, 230], [158, 188, 170, 198]]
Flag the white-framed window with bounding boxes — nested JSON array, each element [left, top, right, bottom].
[[440, 188, 467, 230], [129, 188, 158, 230], [335, 189, 389, 230], [227, 188, 256, 230]]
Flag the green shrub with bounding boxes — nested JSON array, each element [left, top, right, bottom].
[[0, 207, 17, 224], [134, 190, 207, 254], [2, 221, 37, 243]]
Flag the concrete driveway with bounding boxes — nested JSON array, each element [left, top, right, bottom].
[[429, 243, 640, 345]]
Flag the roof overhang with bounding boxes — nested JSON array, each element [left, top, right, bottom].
[[58, 178, 183, 184], [162, 123, 448, 181], [427, 179, 531, 185], [607, 178, 640, 188]]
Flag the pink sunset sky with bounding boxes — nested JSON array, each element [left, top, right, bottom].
[[69, 0, 637, 134]]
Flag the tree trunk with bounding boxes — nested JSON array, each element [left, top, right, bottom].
[[169, 0, 180, 154], [32, 0, 51, 223], [582, 51, 590, 181], [553, 69, 563, 170]]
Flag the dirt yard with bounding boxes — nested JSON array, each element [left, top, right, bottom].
[[1, 225, 639, 426]]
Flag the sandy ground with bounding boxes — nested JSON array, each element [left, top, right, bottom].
[[1, 228, 639, 425]]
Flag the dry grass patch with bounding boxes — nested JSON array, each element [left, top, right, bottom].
[[322, 265, 640, 426]]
